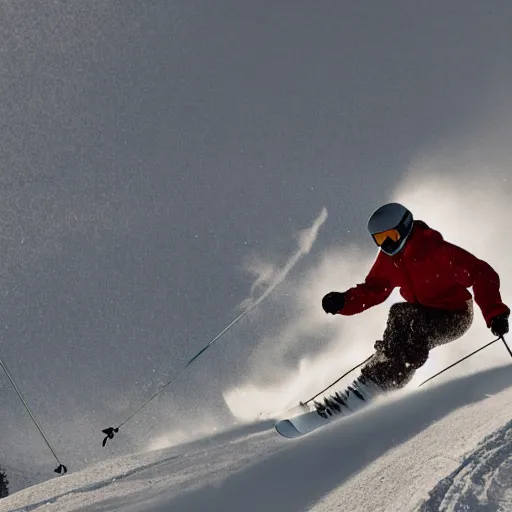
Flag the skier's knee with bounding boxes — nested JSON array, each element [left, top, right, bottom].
[[403, 346, 429, 370]]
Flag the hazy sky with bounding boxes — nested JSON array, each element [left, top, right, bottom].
[[1, 1, 512, 487]]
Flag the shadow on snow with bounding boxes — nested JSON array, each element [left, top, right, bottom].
[[148, 363, 512, 512]]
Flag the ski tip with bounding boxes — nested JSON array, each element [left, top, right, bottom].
[[274, 419, 303, 439]]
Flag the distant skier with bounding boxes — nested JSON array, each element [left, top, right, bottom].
[[318, 202, 510, 418]]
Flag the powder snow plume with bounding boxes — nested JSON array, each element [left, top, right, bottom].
[[239, 207, 328, 312]]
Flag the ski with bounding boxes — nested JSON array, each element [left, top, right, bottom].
[[274, 410, 331, 438], [275, 375, 384, 439]]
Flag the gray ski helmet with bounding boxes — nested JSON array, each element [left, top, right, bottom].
[[367, 203, 414, 256]]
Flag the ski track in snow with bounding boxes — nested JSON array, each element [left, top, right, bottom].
[[2, 365, 512, 512], [421, 420, 512, 512]]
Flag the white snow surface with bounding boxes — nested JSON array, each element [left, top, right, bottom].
[[3, 364, 512, 512]]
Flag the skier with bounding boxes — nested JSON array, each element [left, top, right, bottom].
[[318, 202, 510, 418]]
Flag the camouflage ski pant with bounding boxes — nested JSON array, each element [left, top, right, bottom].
[[360, 301, 474, 389]]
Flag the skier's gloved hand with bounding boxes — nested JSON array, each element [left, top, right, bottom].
[[322, 292, 345, 315], [491, 313, 509, 337]]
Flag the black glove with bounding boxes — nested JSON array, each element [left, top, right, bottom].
[[322, 292, 345, 315], [491, 314, 509, 337]]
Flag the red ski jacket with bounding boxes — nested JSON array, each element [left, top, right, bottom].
[[341, 221, 509, 326]]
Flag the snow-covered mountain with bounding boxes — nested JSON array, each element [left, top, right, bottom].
[[2, 362, 512, 512]]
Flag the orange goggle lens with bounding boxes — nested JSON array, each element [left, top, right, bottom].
[[373, 228, 401, 246]]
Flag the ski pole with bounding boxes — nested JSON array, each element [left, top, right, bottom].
[[0, 355, 67, 474], [418, 336, 503, 387], [102, 290, 276, 446], [300, 354, 374, 406], [500, 335, 512, 358]]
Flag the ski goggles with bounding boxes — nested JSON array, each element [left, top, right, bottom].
[[372, 228, 401, 247]]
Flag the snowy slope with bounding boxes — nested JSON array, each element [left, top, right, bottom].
[[2, 363, 512, 512]]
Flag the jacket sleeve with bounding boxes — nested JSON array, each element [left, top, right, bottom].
[[340, 253, 395, 316], [437, 242, 510, 326]]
